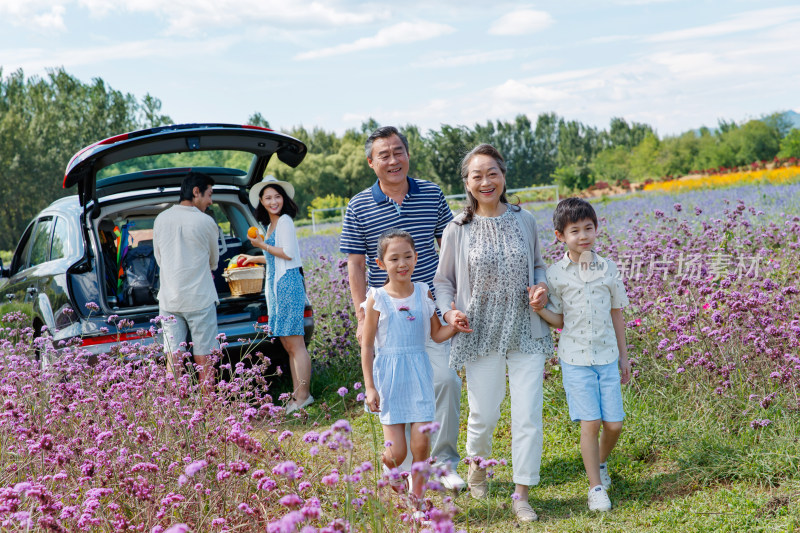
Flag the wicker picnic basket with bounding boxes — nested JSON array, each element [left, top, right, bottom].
[[222, 266, 265, 297]]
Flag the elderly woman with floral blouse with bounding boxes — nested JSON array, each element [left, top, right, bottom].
[[433, 143, 551, 523]]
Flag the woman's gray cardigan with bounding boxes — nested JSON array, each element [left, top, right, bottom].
[[433, 206, 551, 340]]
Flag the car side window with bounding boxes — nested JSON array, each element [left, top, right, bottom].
[[207, 204, 232, 237], [29, 217, 54, 268], [11, 222, 36, 275], [51, 216, 70, 260]]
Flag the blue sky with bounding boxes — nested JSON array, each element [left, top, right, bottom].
[[2, 0, 799, 137]]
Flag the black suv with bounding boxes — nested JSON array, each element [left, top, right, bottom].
[[0, 123, 313, 363]]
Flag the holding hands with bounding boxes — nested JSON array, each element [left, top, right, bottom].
[[527, 283, 549, 311], [444, 302, 474, 334]]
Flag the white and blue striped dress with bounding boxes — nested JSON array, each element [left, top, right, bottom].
[[370, 282, 435, 425]]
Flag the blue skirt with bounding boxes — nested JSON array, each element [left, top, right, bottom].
[[267, 267, 305, 337]]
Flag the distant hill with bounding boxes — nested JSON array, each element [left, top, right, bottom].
[[783, 110, 800, 129]]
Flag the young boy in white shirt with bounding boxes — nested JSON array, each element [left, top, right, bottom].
[[531, 197, 630, 512]]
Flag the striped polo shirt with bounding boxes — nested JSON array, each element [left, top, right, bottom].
[[339, 177, 453, 293]]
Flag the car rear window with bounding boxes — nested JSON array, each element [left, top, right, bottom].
[[97, 150, 255, 180]]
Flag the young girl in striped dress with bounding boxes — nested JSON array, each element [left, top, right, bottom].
[[361, 229, 468, 512]]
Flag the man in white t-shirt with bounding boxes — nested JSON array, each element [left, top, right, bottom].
[[153, 172, 220, 394]]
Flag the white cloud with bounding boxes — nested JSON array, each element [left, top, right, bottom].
[[647, 51, 742, 79], [0, 0, 385, 36], [0, 0, 68, 31], [488, 9, 553, 36], [583, 34, 638, 45], [32, 5, 66, 31], [147, 0, 384, 36], [411, 49, 515, 69], [295, 21, 455, 60], [647, 6, 800, 42], [491, 79, 567, 103], [1, 35, 241, 73]]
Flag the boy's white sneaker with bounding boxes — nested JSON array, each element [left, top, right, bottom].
[[599, 462, 612, 489], [588, 485, 612, 512]]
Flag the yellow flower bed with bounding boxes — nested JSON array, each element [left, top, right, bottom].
[[644, 165, 800, 193]]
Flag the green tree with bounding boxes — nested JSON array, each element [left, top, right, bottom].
[[604, 117, 654, 149], [722, 119, 781, 165], [628, 133, 662, 180], [247, 112, 270, 129], [0, 68, 157, 250], [530, 112, 560, 185], [656, 131, 699, 177], [424, 124, 475, 194], [141, 93, 172, 128], [591, 146, 630, 183], [778, 128, 800, 158]]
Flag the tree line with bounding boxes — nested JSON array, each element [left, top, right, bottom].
[[2, 67, 799, 250]]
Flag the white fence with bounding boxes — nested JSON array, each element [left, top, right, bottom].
[[310, 207, 347, 233], [444, 184, 559, 204]]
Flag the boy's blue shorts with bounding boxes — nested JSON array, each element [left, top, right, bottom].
[[560, 360, 625, 422]]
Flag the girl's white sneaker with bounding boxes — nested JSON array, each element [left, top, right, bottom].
[[588, 485, 612, 512]]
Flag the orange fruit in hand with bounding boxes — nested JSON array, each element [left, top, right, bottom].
[[247, 226, 258, 239]]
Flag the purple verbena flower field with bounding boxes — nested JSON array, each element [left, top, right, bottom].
[[1, 184, 798, 531]]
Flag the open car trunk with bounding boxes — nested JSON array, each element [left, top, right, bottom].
[[92, 191, 268, 320]]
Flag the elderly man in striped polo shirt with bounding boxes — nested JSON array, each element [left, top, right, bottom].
[[340, 126, 465, 491]]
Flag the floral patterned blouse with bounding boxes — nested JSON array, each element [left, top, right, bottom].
[[450, 208, 553, 368]]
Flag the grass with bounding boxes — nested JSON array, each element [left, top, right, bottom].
[[3, 305, 797, 531], [290, 355, 800, 532]]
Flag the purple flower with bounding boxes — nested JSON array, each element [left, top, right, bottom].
[[337, 387, 348, 397], [331, 419, 351, 433], [279, 494, 304, 507], [419, 421, 441, 435], [272, 461, 300, 480], [185, 460, 208, 477], [321, 470, 340, 486], [163, 525, 190, 533], [302, 431, 320, 443]]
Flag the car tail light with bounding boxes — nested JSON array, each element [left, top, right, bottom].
[[257, 315, 268, 323], [242, 124, 274, 131], [81, 331, 152, 346]]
